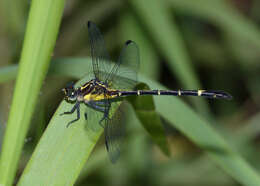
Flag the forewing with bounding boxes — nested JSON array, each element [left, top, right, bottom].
[[104, 101, 125, 163], [106, 40, 140, 90], [88, 21, 112, 81]]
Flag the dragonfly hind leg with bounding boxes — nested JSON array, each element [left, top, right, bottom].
[[99, 104, 111, 128], [99, 115, 108, 128], [86, 101, 106, 112], [86, 101, 110, 128]]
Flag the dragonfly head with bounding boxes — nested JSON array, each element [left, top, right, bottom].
[[62, 82, 77, 102]]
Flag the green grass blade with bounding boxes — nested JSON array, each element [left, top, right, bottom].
[[0, 0, 65, 185]]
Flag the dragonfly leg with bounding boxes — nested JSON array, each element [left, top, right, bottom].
[[87, 101, 106, 112], [99, 104, 110, 128], [94, 101, 107, 105], [86, 100, 110, 128], [60, 102, 81, 128], [99, 116, 106, 128], [60, 102, 79, 115]]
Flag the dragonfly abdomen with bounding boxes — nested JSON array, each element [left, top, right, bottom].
[[120, 90, 232, 99]]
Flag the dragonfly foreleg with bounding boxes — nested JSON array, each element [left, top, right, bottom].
[[60, 102, 81, 128], [66, 105, 80, 127], [60, 101, 79, 116]]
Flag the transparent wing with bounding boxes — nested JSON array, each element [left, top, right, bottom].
[[88, 21, 113, 81], [106, 40, 140, 90], [104, 101, 126, 163], [85, 102, 106, 132]]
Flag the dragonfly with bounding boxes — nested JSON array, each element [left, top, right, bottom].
[[61, 21, 232, 163]]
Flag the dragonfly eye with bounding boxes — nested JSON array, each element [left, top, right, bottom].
[[68, 89, 76, 97], [62, 82, 78, 102]]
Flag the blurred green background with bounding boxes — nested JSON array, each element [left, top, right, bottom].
[[0, 0, 260, 185]]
